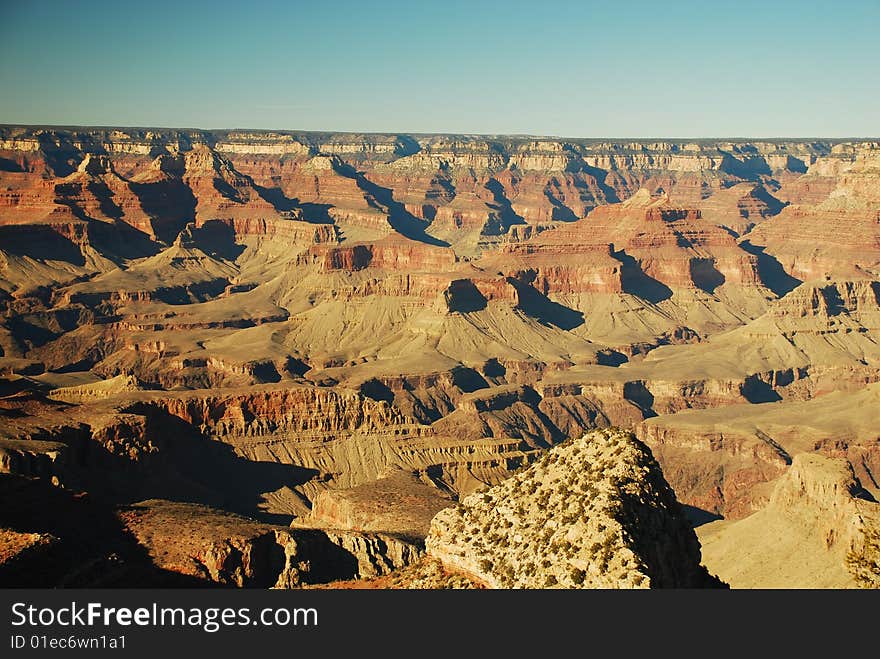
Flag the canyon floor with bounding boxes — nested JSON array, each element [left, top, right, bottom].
[[0, 128, 878, 588]]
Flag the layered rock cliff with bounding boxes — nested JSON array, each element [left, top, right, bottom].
[[2, 127, 878, 588]]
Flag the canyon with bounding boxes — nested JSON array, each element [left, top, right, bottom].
[[1, 127, 878, 588]]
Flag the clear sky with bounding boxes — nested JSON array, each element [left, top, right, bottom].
[[0, 0, 877, 137]]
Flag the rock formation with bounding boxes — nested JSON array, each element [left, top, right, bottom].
[[301, 469, 456, 540], [425, 428, 724, 588], [120, 499, 422, 587], [1, 127, 878, 588], [697, 453, 880, 588]]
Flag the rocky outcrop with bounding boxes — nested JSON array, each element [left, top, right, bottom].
[[121, 500, 311, 587], [302, 469, 455, 540], [698, 453, 880, 588], [426, 428, 724, 588], [180, 145, 285, 224], [193, 216, 338, 246], [300, 234, 456, 273], [120, 499, 423, 586], [431, 384, 564, 446], [0, 529, 58, 570], [316, 530, 422, 578], [48, 374, 145, 403], [0, 438, 67, 480]]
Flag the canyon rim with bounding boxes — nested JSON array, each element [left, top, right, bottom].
[[0, 128, 878, 589]]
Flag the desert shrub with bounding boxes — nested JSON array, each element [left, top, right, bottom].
[[846, 527, 880, 588], [479, 559, 493, 572], [601, 532, 617, 551], [610, 475, 629, 489], [570, 567, 586, 585], [544, 574, 558, 587]]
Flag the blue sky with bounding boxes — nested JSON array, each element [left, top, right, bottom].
[[0, 0, 877, 137]]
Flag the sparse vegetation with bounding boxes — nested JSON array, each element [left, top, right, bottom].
[[425, 428, 709, 589], [846, 527, 880, 588]]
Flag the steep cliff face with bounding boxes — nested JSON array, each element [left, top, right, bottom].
[[697, 182, 786, 236], [0, 130, 831, 248], [426, 428, 724, 588], [0, 377, 542, 512], [746, 143, 880, 281], [180, 145, 288, 225], [0, 438, 67, 480], [548, 189, 762, 292], [143, 385, 408, 437]]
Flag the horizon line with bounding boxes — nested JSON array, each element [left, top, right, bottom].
[[1, 123, 878, 142]]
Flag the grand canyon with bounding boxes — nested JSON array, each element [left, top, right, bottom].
[[0, 127, 878, 588]]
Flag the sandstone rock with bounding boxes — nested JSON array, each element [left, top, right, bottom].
[[698, 453, 880, 588], [121, 499, 422, 586], [48, 374, 145, 403], [315, 530, 422, 579], [0, 528, 57, 567], [426, 428, 724, 588], [302, 469, 455, 540], [120, 499, 311, 588], [638, 380, 880, 514]]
